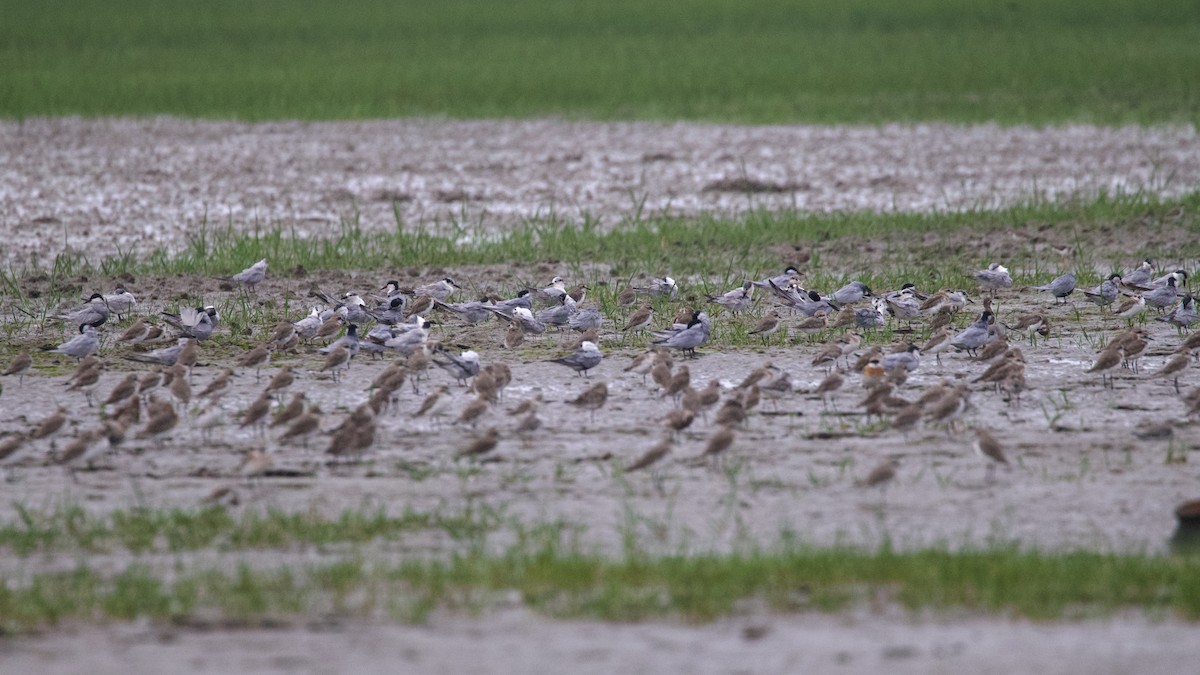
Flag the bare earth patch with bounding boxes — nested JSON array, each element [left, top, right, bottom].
[[4, 610, 1198, 675], [2, 118, 1198, 264]]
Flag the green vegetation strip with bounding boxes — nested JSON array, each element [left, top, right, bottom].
[[2, 192, 1195, 352], [2, 506, 1200, 629], [3, 545, 1200, 630], [8, 192, 1198, 285], [0, 504, 505, 555], [3, 0, 1199, 124]]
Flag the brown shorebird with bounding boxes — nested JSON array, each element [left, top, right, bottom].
[[793, 312, 828, 338], [455, 396, 492, 428], [271, 392, 307, 427], [747, 310, 781, 345], [686, 379, 721, 420], [370, 361, 407, 391], [891, 403, 923, 436], [924, 384, 970, 432], [661, 408, 695, 436], [56, 430, 106, 472], [103, 374, 139, 406], [415, 385, 452, 424], [169, 365, 192, 409], [514, 412, 541, 438], [116, 319, 152, 344], [320, 344, 351, 382], [860, 358, 886, 391], [314, 315, 345, 343], [138, 403, 179, 447], [714, 399, 746, 427], [920, 326, 953, 366], [650, 360, 673, 391], [66, 363, 102, 407], [568, 382, 608, 424], [266, 321, 296, 349], [2, 352, 32, 386], [239, 394, 272, 432], [503, 322, 525, 350], [1010, 313, 1050, 345], [662, 365, 691, 403], [975, 337, 1009, 363], [625, 351, 660, 384], [1151, 352, 1191, 393], [973, 428, 1010, 483], [238, 344, 271, 382], [509, 391, 543, 417], [622, 304, 654, 335], [700, 425, 736, 459], [814, 368, 844, 409], [1087, 345, 1123, 388], [625, 436, 672, 472], [279, 410, 321, 447], [198, 368, 235, 402], [177, 339, 199, 374], [457, 428, 500, 458], [616, 286, 637, 308], [264, 365, 295, 395], [0, 434, 32, 467], [857, 458, 899, 489], [326, 405, 377, 463], [236, 449, 274, 479]]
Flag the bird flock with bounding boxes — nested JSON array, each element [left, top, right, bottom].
[[1, 255, 1197, 490]]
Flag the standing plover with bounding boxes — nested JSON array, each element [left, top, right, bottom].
[[700, 425, 736, 458], [1087, 345, 1123, 388], [747, 310, 782, 344], [457, 428, 500, 458], [568, 382, 609, 423], [972, 428, 1010, 483], [1151, 352, 1192, 393], [624, 436, 673, 472], [2, 352, 32, 386], [320, 344, 351, 382], [238, 344, 271, 382], [622, 304, 654, 336], [857, 458, 899, 489], [271, 392, 308, 427]]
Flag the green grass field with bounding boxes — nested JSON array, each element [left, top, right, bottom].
[[3, 0, 1198, 124]]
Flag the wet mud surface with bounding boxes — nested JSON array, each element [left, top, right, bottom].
[[1, 280, 1196, 560], [4, 609, 1197, 675], [3, 118, 1199, 265]]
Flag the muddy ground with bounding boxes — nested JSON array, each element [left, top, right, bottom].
[[2, 118, 1199, 266], [3, 119, 1200, 671], [4, 610, 1198, 675], [1, 281, 1196, 562]]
